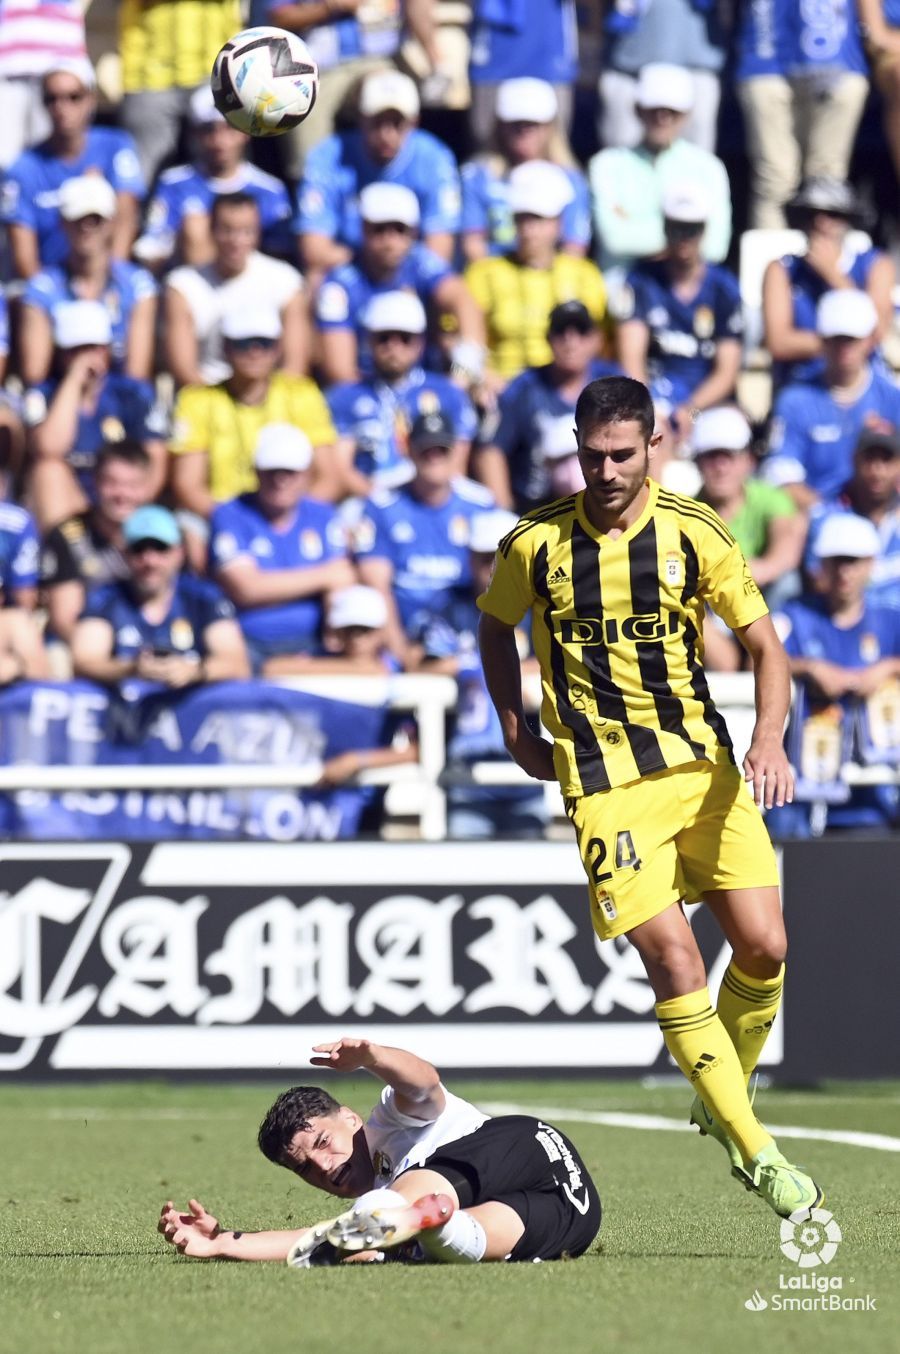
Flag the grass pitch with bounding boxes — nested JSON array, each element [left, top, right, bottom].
[[1, 1078, 897, 1354]]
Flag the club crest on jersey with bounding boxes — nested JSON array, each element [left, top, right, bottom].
[[448, 515, 470, 547], [664, 551, 683, 587], [170, 618, 195, 651], [693, 305, 715, 339]]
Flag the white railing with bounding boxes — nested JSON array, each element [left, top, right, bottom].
[[0, 672, 893, 838]]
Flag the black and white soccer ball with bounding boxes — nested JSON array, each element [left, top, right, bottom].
[[211, 26, 318, 137]]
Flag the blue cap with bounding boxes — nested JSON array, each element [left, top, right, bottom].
[[123, 505, 181, 548]]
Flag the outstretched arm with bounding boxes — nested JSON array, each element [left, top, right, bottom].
[[310, 1038, 445, 1120], [158, 1199, 310, 1262]]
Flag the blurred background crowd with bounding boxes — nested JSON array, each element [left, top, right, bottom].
[[0, 0, 896, 838]]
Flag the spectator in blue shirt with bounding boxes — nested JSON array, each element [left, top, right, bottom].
[[314, 181, 484, 387], [0, 498, 39, 610], [209, 424, 355, 672], [468, 0, 578, 151], [0, 58, 145, 279], [806, 427, 900, 611], [768, 513, 900, 836], [763, 178, 895, 390], [23, 300, 168, 531], [475, 300, 620, 511], [461, 77, 590, 263], [296, 69, 462, 278], [765, 290, 900, 509], [354, 409, 494, 662], [71, 504, 250, 688], [736, 0, 869, 229], [420, 507, 549, 838], [17, 174, 158, 388], [617, 182, 743, 446], [327, 290, 478, 499], [135, 86, 294, 271]]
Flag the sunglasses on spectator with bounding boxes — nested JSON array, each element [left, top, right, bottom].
[[127, 538, 173, 555], [370, 330, 419, 345], [365, 221, 411, 235], [43, 89, 89, 106], [226, 336, 278, 351]]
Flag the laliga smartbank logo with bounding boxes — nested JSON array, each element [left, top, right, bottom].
[[743, 1208, 878, 1314]]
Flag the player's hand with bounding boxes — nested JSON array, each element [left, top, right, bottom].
[[743, 733, 794, 809], [506, 729, 556, 781], [310, 1038, 377, 1071], [158, 1199, 222, 1257]]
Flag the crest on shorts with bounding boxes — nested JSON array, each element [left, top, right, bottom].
[[595, 891, 617, 922]]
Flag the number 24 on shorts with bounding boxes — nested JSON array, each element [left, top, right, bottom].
[[588, 830, 641, 886]]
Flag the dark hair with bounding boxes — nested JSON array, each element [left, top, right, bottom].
[[574, 376, 655, 446], [95, 439, 152, 475], [212, 191, 259, 223], [257, 1086, 342, 1167]]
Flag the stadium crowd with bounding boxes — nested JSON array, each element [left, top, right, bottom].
[[0, 0, 896, 837]]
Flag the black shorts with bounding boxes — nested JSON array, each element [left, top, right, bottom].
[[402, 1115, 601, 1262]]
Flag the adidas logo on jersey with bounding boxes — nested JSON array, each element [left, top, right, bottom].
[[548, 566, 570, 584]]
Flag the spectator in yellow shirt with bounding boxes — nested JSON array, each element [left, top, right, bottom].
[[464, 161, 607, 390], [170, 305, 338, 520]]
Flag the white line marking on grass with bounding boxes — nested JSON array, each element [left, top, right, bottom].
[[480, 1102, 900, 1153]]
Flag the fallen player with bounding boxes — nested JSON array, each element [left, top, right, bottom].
[[158, 1037, 601, 1265]]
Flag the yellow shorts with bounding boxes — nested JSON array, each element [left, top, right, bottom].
[[564, 760, 780, 940]]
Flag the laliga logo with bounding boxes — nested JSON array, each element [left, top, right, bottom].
[[780, 1207, 842, 1268]]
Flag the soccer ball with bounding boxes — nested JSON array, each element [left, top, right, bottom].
[[211, 26, 318, 137]]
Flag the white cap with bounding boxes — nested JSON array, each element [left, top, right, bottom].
[[189, 84, 226, 126], [816, 289, 878, 339], [662, 181, 709, 224], [54, 300, 113, 348], [635, 62, 694, 113], [220, 305, 282, 342], [496, 77, 558, 124], [359, 70, 419, 120], [359, 181, 420, 228], [468, 509, 520, 555], [363, 290, 426, 334], [57, 174, 117, 221], [814, 513, 880, 559], [328, 585, 388, 630], [507, 160, 575, 218], [43, 57, 96, 90], [691, 406, 752, 455], [253, 423, 313, 472]]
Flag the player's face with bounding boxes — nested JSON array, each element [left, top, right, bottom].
[[256, 467, 306, 514], [638, 105, 685, 150], [96, 459, 150, 524], [198, 119, 247, 173], [500, 118, 551, 163], [549, 324, 599, 375], [284, 1109, 374, 1198], [362, 111, 411, 164], [43, 73, 94, 137], [361, 220, 414, 271], [696, 449, 751, 499], [577, 418, 654, 520], [854, 448, 899, 503], [127, 540, 182, 597], [369, 328, 423, 378], [819, 554, 873, 606], [213, 204, 260, 271]]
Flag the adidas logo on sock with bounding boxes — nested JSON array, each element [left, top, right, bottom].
[[690, 1052, 722, 1082], [548, 566, 569, 584]]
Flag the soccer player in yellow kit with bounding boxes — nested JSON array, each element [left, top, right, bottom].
[[477, 376, 824, 1219]]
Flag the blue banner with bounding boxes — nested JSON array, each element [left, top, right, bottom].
[[0, 681, 391, 841]]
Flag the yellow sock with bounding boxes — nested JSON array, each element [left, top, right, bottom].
[[716, 962, 784, 1083], [656, 987, 773, 1162]]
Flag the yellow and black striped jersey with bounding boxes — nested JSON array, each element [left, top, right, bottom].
[[477, 479, 768, 796]]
